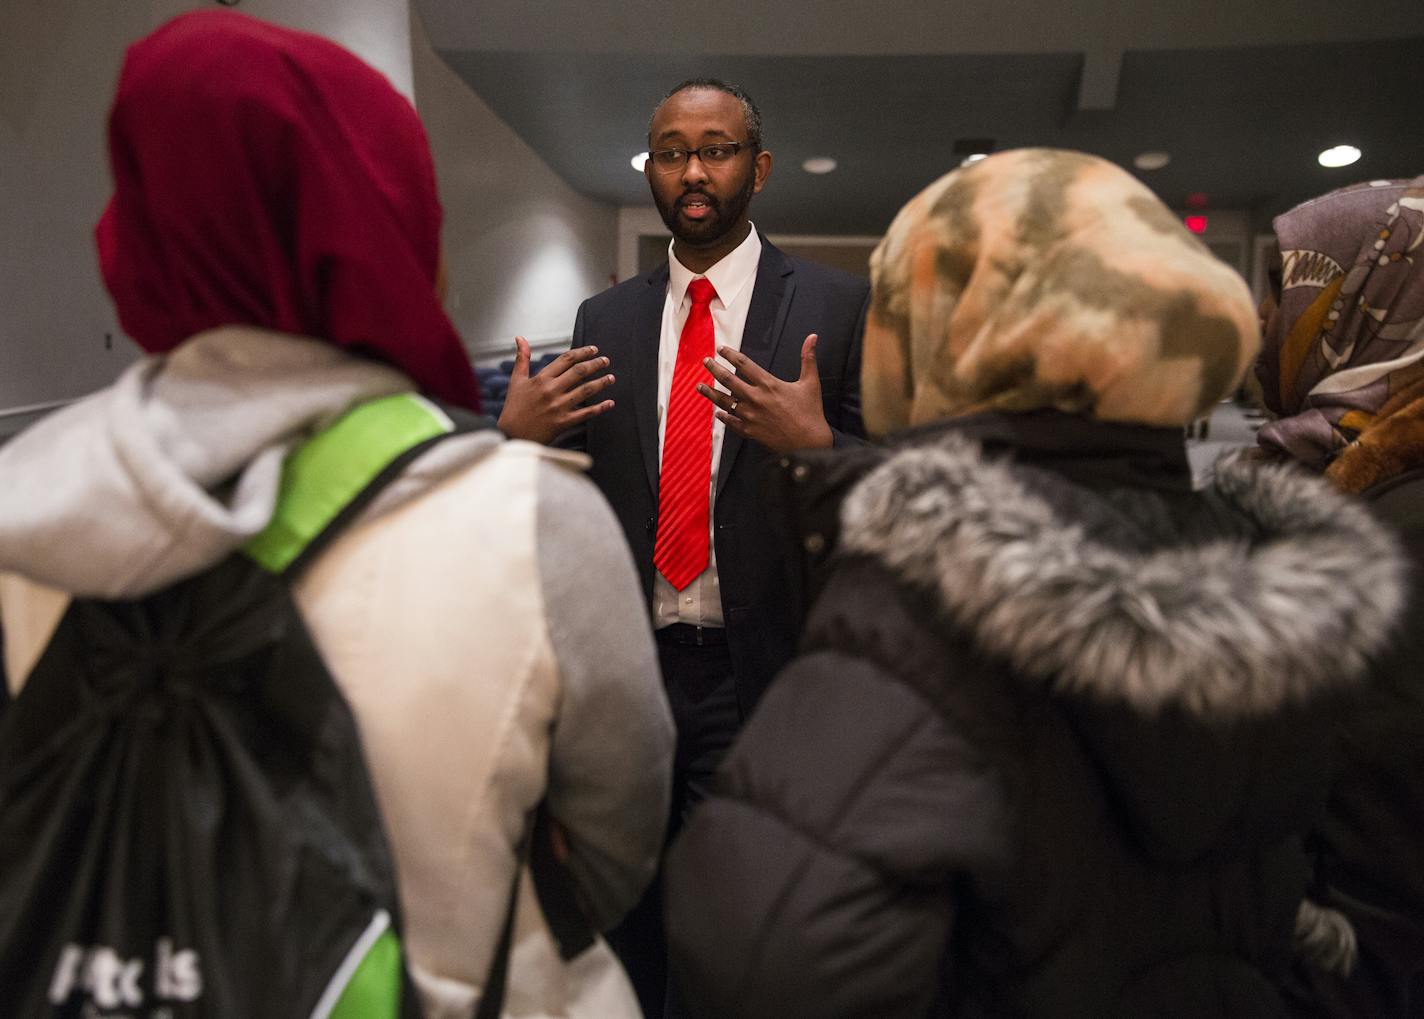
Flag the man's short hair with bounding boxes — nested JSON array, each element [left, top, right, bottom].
[[648, 78, 763, 151]]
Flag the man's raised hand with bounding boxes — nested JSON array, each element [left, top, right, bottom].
[[497, 336, 614, 445], [696, 334, 833, 453]]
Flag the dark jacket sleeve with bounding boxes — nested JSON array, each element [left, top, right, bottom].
[[550, 300, 591, 454], [664, 646, 1011, 1019], [829, 286, 869, 449]]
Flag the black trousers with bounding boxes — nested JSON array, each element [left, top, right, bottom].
[[607, 628, 741, 1019]]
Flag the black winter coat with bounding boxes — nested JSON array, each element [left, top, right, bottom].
[[664, 412, 1408, 1019], [1295, 468, 1424, 1018]]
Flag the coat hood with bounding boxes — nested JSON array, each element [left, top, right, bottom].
[[828, 427, 1410, 896], [0, 327, 494, 600], [840, 430, 1404, 719]]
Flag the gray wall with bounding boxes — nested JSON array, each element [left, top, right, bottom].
[[1, 2, 149, 421], [411, 12, 616, 359]]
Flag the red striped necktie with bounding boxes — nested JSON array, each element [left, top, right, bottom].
[[654, 277, 718, 591]]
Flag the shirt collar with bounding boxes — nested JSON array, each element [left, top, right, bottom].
[[668, 225, 762, 308]]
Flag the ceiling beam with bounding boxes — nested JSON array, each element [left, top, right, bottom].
[[416, 0, 1424, 56], [1077, 46, 1122, 111]]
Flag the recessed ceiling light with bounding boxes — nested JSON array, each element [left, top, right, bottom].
[[1134, 151, 1171, 171], [960, 153, 989, 167], [1318, 145, 1361, 168], [631, 152, 649, 172], [802, 157, 838, 174]]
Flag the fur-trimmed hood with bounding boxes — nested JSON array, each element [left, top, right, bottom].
[[840, 431, 1406, 719], [762, 419, 1404, 994]]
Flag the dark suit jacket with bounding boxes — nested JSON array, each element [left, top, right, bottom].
[[563, 237, 869, 713]]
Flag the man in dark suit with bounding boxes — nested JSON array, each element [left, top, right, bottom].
[[499, 77, 868, 1017]]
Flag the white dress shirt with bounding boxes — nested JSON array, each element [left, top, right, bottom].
[[652, 226, 763, 629]]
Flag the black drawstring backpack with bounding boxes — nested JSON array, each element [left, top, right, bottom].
[[0, 393, 528, 1018]]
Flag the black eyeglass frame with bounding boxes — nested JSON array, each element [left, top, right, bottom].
[[646, 141, 756, 174]]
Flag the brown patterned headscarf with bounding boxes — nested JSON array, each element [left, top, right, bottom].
[[1255, 176, 1424, 492], [863, 148, 1260, 436]]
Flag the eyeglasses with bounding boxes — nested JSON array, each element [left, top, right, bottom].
[[647, 141, 753, 173]]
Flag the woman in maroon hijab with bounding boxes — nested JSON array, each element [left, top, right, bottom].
[[0, 12, 671, 1017]]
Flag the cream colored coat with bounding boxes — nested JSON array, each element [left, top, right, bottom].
[[0, 330, 674, 1018]]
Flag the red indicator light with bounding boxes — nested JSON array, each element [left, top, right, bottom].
[[1184, 214, 1208, 234]]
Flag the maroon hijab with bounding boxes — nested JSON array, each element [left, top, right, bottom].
[[96, 11, 480, 411]]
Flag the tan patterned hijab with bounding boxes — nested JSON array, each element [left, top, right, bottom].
[[863, 148, 1260, 436]]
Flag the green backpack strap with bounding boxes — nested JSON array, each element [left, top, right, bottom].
[[247, 389, 504, 1019], [244, 392, 487, 577], [243, 393, 492, 1019], [314, 910, 404, 1019]]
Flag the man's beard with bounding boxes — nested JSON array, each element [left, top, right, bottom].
[[655, 170, 757, 248]]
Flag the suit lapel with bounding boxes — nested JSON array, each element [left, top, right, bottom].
[[631, 264, 670, 496], [717, 238, 796, 494]]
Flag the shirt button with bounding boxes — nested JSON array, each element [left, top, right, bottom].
[[684, 596, 693, 605]]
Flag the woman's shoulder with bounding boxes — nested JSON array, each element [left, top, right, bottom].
[[1363, 467, 1424, 537]]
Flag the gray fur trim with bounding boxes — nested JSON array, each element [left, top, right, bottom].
[[1294, 899, 1358, 977], [841, 435, 1406, 717]]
